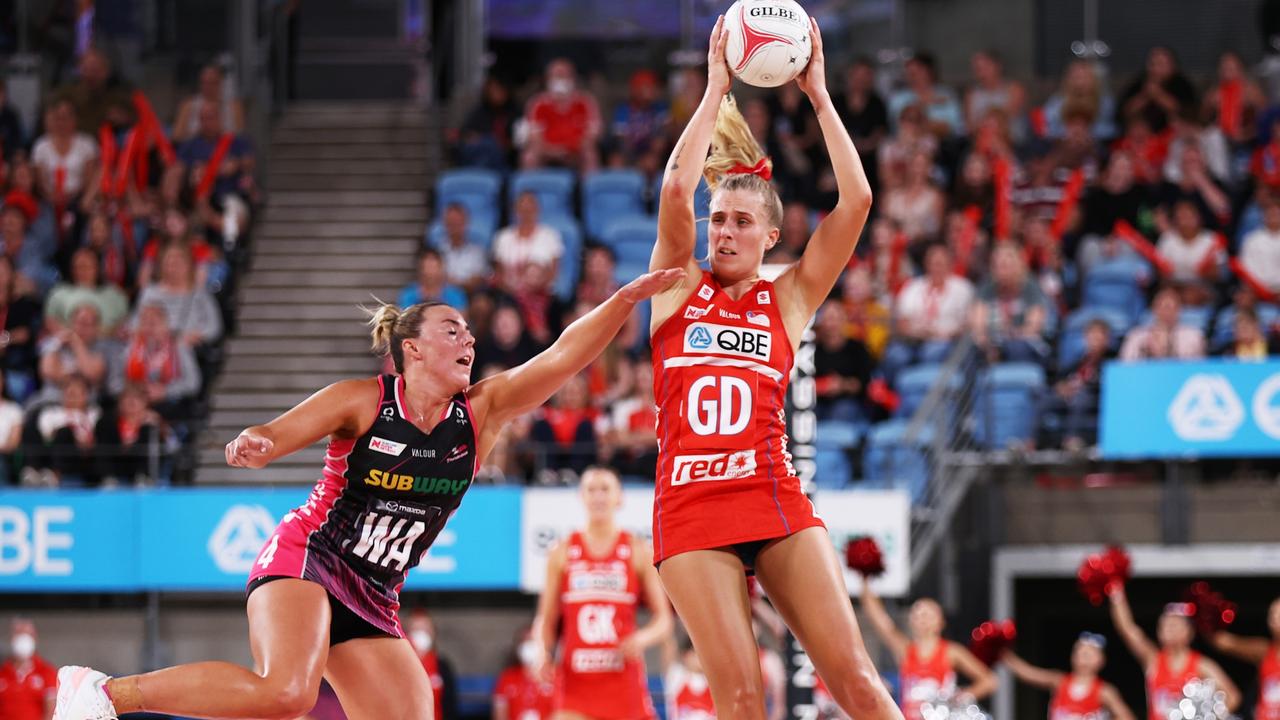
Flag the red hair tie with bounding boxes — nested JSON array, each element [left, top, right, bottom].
[[727, 157, 773, 181]]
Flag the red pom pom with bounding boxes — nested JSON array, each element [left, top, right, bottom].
[[844, 536, 886, 578], [968, 619, 1017, 667], [1184, 581, 1237, 635], [1077, 545, 1132, 606]]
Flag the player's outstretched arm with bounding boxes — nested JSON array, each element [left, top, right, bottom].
[[470, 269, 682, 455], [778, 18, 873, 319], [652, 15, 730, 276], [226, 378, 378, 469]]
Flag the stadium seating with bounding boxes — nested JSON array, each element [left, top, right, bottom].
[[1211, 303, 1280, 351], [543, 215, 584, 299], [862, 419, 934, 502], [436, 168, 502, 237], [603, 216, 659, 269], [583, 170, 647, 241], [652, 173, 712, 218], [815, 419, 865, 489], [510, 168, 576, 220], [970, 362, 1046, 450], [1057, 307, 1131, 370], [1081, 258, 1151, 324]]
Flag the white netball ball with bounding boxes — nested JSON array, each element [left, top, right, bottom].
[[723, 0, 812, 88]]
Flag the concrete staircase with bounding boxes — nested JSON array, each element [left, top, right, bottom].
[[196, 102, 436, 484]]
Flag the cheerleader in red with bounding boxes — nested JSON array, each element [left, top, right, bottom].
[[1107, 587, 1240, 720], [859, 586, 996, 719], [1001, 632, 1135, 720], [532, 468, 672, 720], [648, 15, 901, 720], [1209, 596, 1280, 720]]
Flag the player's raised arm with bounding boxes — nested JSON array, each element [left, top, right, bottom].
[[778, 18, 874, 319], [653, 16, 730, 277]]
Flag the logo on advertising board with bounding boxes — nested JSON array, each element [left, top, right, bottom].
[[1166, 374, 1245, 441], [208, 505, 277, 574]]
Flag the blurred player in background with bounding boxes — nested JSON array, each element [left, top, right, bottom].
[[1001, 632, 1136, 720]]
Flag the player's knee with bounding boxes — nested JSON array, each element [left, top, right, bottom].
[[831, 664, 890, 715], [720, 670, 766, 715], [263, 678, 318, 720]]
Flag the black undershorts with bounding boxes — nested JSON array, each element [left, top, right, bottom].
[[246, 575, 396, 646]]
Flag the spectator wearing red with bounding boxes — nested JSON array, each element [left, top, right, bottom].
[[879, 104, 938, 189], [1119, 286, 1206, 361], [473, 303, 540, 371], [493, 626, 556, 720], [2, 193, 58, 294], [398, 247, 466, 310], [0, 619, 56, 720], [493, 191, 563, 293], [454, 75, 519, 170], [574, 244, 619, 307], [406, 609, 457, 720], [137, 210, 214, 288], [93, 383, 162, 486], [172, 62, 245, 144], [1111, 113, 1168, 186], [834, 58, 889, 193], [1239, 195, 1280, 296], [31, 99, 98, 209], [865, 217, 916, 302], [1042, 60, 1116, 140], [22, 373, 100, 487], [608, 69, 669, 173], [965, 50, 1026, 143], [840, 264, 891, 360], [179, 99, 256, 234], [529, 373, 599, 478], [1202, 51, 1265, 146], [1156, 200, 1221, 305], [1117, 46, 1197, 133], [883, 243, 974, 378], [1250, 116, 1280, 192], [110, 302, 201, 420], [882, 151, 944, 245], [521, 58, 601, 172], [970, 241, 1051, 364], [601, 357, 658, 479], [434, 203, 489, 291], [45, 246, 129, 335]]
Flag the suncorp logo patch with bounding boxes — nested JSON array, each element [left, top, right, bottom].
[[683, 323, 771, 361], [672, 450, 757, 486]]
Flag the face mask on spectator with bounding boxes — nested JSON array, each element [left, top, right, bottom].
[[549, 78, 574, 97], [518, 639, 542, 668], [410, 629, 433, 654], [11, 633, 35, 660]]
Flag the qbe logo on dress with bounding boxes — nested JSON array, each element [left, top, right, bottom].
[[683, 322, 771, 361], [1166, 374, 1245, 441], [208, 505, 278, 574]]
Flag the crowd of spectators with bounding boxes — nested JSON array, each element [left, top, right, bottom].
[[0, 45, 253, 486], [436, 45, 1280, 483]]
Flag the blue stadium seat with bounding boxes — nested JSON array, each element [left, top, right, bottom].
[[1234, 202, 1263, 252], [583, 170, 647, 241], [815, 419, 864, 489], [435, 169, 501, 237], [971, 363, 1046, 450], [894, 364, 942, 419], [1211, 303, 1280, 352], [862, 420, 933, 502], [603, 216, 659, 268], [615, 261, 649, 284], [1058, 307, 1131, 370], [509, 168, 576, 220], [652, 174, 712, 218], [543, 216, 583, 299], [1082, 261, 1149, 324]]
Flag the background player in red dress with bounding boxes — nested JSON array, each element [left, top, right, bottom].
[[532, 467, 672, 720], [646, 15, 901, 720], [0, 620, 57, 720], [860, 586, 997, 719], [1107, 587, 1240, 720], [493, 625, 557, 720], [665, 640, 716, 720], [52, 269, 680, 720], [1208, 596, 1280, 720], [1001, 632, 1135, 720]]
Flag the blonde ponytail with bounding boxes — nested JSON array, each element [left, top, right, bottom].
[[703, 94, 770, 191], [363, 300, 444, 373], [367, 302, 401, 357]]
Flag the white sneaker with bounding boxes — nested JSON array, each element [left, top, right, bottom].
[[54, 666, 118, 720]]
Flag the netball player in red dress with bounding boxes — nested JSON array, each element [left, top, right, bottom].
[[52, 269, 680, 720], [860, 586, 996, 719], [1107, 587, 1240, 720], [1001, 633, 1135, 720], [1208, 596, 1280, 720], [532, 467, 672, 720], [647, 15, 902, 720]]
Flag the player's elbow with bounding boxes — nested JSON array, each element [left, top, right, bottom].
[[660, 176, 693, 204]]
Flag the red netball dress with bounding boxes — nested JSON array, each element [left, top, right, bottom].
[[494, 666, 556, 720], [899, 641, 956, 720], [666, 663, 716, 720], [1049, 676, 1104, 720], [650, 271, 824, 564], [1258, 646, 1280, 720], [1146, 651, 1200, 720], [556, 531, 655, 720]]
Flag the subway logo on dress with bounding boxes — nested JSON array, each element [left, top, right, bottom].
[[364, 469, 470, 494], [683, 323, 771, 361]]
